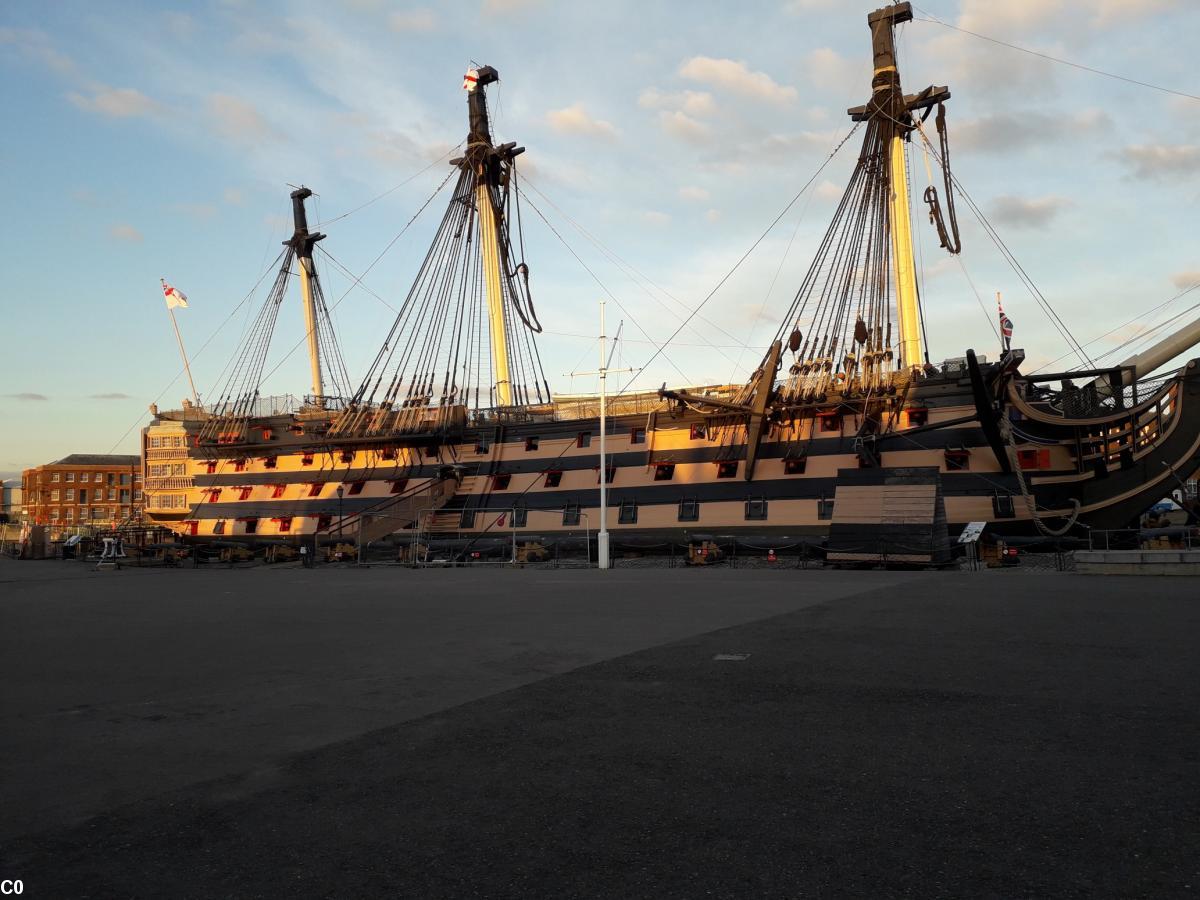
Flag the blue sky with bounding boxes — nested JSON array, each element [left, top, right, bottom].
[[2, 0, 1198, 473]]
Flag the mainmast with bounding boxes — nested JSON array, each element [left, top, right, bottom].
[[287, 187, 326, 405], [462, 65, 523, 407], [854, 3, 949, 371]]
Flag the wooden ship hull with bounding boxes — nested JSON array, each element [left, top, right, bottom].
[[142, 354, 1200, 548]]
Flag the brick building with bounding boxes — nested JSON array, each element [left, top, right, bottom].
[[21, 454, 142, 528]]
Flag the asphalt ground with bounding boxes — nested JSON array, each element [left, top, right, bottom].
[[0, 559, 1197, 898]]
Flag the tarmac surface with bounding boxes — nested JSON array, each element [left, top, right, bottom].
[[1, 558, 1197, 897]]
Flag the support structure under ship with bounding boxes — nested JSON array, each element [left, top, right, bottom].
[[143, 4, 1200, 559]]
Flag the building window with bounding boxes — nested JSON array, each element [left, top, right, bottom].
[[906, 407, 929, 427], [271, 484, 286, 498], [107, 474, 115, 485], [423, 445, 438, 458], [233, 460, 246, 472], [66, 489, 74, 501], [238, 487, 252, 501], [107, 489, 116, 500], [598, 464, 616, 484], [51, 490, 60, 501], [618, 499, 638, 524], [64, 509, 73, 521], [308, 483, 324, 497], [577, 431, 592, 448], [784, 457, 806, 475], [745, 497, 768, 520], [525, 436, 540, 451], [207, 488, 222, 502], [302, 453, 314, 466], [562, 502, 581, 526], [390, 479, 409, 494], [93, 489, 103, 501], [690, 424, 706, 440], [51, 473, 60, 482], [318, 514, 332, 531], [213, 520, 226, 535], [654, 463, 675, 481], [263, 457, 277, 469], [474, 439, 489, 455], [339, 450, 353, 463], [993, 493, 1016, 519], [630, 427, 645, 445], [381, 448, 397, 461], [544, 471, 563, 488], [206, 461, 217, 475], [120, 473, 131, 485], [278, 516, 292, 532], [817, 496, 834, 520], [120, 490, 130, 502], [348, 481, 365, 495], [66, 473, 74, 482], [50, 508, 60, 520], [79, 507, 88, 519], [134, 491, 143, 503], [459, 509, 476, 529], [678, 498, 699, 522], [244, 517, 259, 534], [492, 473, 512, 491], [716, 461, 738, 479], [512, 505, 528, 527], [91, 508, 103, 520]]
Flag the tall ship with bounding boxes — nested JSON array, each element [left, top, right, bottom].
[[143, 4, 1200, 557]]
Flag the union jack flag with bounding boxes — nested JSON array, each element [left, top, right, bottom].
[[997, 295, 1013, 349]]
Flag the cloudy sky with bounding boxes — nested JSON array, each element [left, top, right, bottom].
[[2, 0, 1198, 472]]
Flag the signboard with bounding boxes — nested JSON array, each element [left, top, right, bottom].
[[957, 521, 987, 544]]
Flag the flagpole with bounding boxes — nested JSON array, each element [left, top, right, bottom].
[[163, 279, 199, 406]]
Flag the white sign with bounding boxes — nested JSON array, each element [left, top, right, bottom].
[[958, 521, 987, 544]]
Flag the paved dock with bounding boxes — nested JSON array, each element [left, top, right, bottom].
[[1, 560, 1197, 897]]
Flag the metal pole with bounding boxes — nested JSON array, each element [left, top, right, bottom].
[[598, 300, 610, 570], [167, 304, 199, 406], [337, 486, 344, 551]]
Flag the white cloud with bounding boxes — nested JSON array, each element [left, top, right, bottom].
[[705, 208, 721, 223], [163, 12, 195, 37], [638, 88, 716, 117], [175, 203, 217, 220], [1092, 0, 1182, 26], [67, 85, 161, 118], [222, 188, 244, 206], [658, 110, 710, 141], [1171, 271, 1200, 291], [207, 93, 278, 143], [1117, 144, 1200, 180], [990, 194, 1071, 229], [678, 185, 710, 202], [815, 180, 843, 201], [389, 9, 435, 31], [0, 27, 75, 75], [482, 0, 542, 13], [109, 223, 143, 243], [546, 103, 617, 139], [955, 109, 1111, 154], [678, 56, 797, 104], [642, 210, 671, 226]]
